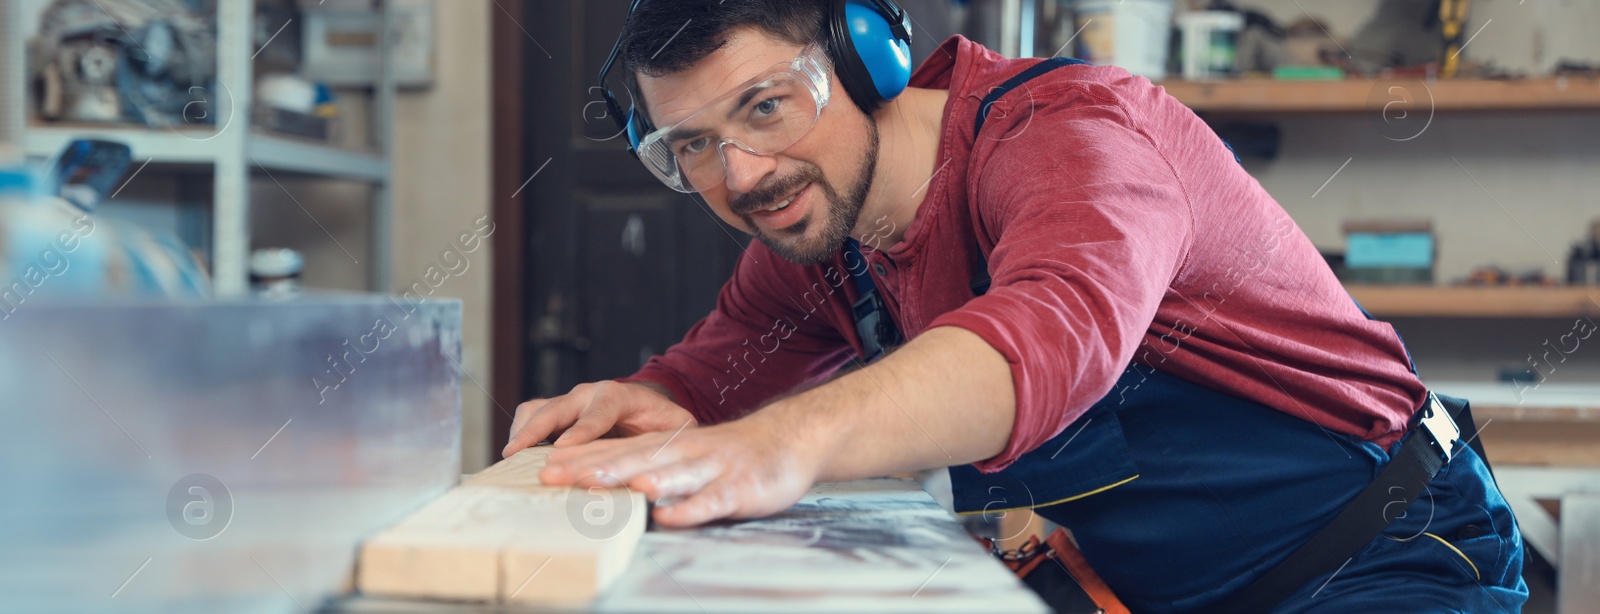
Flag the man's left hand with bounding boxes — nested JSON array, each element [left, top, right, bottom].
[[538, 417, 823, 527]]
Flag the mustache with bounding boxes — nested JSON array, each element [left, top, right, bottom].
[[730, 165, 824, 216]]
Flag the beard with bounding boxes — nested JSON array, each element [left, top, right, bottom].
[[730, 119, 879, 266]]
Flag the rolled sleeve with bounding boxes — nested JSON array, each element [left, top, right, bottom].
[[932, 100, 1193, 472]]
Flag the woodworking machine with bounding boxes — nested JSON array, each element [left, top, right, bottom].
[[0, 297, 1049, 613], [0, 296, 462, 613]]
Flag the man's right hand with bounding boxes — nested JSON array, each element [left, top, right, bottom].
[[501, 381, 696, 458]]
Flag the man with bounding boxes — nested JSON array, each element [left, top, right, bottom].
[[503, 1, 1527, 611]]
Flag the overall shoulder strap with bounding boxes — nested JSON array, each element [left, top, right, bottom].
[[845, 239, 900, 363], [848, 57, 1084, 362], [964, 57, 1081, 298], [845, 241, 992, 363], [973, 57, 1086, 140]]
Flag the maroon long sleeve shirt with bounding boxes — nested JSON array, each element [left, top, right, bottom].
[[619, 36, 1427, 473]]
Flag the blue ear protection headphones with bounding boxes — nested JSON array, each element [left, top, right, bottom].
[[599, 0, 914, 156], [825, 0, 915, 113]]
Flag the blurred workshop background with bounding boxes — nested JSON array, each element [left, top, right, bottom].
[[2, 0, 1598, 612]]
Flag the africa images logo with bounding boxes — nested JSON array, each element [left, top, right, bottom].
[[565, 474, 637, 540], [166, 474, 233, 541]]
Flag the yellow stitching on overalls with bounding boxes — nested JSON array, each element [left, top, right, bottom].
[[1423, 531, 1481, 581], [955, 475, 1141, 516]]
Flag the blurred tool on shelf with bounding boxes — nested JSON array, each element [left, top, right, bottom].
[[0, 138, 209, 309], [1463, 267, 1558, 288], [250, 247, 304, 298], [1072, 0, 1173, 78], [254, 73, 338, 141], [1437, 0, 1469, 78], [46, 137, 130, 210], [1176, 9, 1242, 79], [1565, 221, 1600, 286], [1342, 219, 1435, 285], [29, 0, 217, 127]]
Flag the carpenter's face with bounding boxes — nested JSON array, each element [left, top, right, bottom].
[[638, 27, 878, 265]]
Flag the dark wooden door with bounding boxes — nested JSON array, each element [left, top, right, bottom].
[[495, 0, 748, 451]]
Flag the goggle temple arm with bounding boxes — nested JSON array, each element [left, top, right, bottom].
[[625, 108, 654, 157], [598, 82, 646, 155]]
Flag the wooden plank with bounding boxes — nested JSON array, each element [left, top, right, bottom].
[[357, 446, 645, 606], [1345, 285, 1600, 318], [1159, 77, 1600, 114]]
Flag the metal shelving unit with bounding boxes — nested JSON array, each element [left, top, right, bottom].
[[1, 1, 22, 147], [23, 126, 387, 180], [18, 0, 397, 296]]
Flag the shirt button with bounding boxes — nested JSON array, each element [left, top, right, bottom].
[[874, 263, 888, 276]]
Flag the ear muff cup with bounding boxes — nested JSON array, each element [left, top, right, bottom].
[[827, 0, 912, 114]]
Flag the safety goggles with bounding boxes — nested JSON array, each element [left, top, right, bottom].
[[606, 45, 834, 193]]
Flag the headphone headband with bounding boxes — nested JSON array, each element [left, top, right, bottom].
[[599, 0, 647, 152], [861, 0, 911, 41]]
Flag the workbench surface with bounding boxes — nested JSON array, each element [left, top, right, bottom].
[[327, 478, 1048, 613]]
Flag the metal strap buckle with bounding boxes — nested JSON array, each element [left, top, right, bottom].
[[1419, 391, 1461, 463]]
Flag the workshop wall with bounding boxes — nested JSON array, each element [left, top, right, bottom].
[[389, 0, 495, 473], [252, 3, 498, 472]]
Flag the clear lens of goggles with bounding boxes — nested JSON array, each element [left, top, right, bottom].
[[637, 47, 831, 193]]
